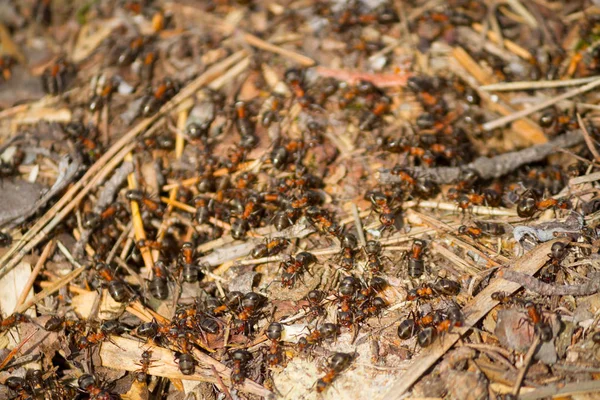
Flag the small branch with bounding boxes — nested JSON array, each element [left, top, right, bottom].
[[378, 130, 583, 184], [242, 31, 315, 67], [315, 66, 410, 88], [126, 153, 154, 270], [14, 241, 86, 314], [500, 269, 600, 296], [0, 329, 39, 371], [211, 365, 234, 400], [480, 76, 600, 92], [14, 240, 54, 311], [512, 335, 541, 397], [577, 113, 600, 162], [352, 204, 366, 248], [471, 22, 532, 60], [483, 78, 600, 131]]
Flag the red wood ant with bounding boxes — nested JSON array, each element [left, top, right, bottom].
[[316, 352, 353, 392], [231, 349, 252, 385], [298, 323, 339, 351]]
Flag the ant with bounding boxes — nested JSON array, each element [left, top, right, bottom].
[[336, 276, 360, 327], [413, 178, 440, 199], [397, 310, 436, 341], [194, 196, 215, 225], [139, 48, 158, 82], [89, 76, 119, 112], [306, 207, 342, 237], [304, 289, 327, 318], [367, 191, 399, 229], [232, 292, 266, 335], [177, 242, 199, 283], [135, 349, 155, 383], [125, 190, 164, 217], [177, 352, 196, 375], [406, 75, 448, 116], [6, 370, 53, 399], [266, 322, 284, 366], [316, 352, 353, 393], [434, 305, 464, 340], [521, 302, 553, 342], [206, 291, 243, 316], [298, 323, 339, 351], [359, 96, 391, 131], [261, 94, 284, 128], [0, 55, 16, 83], [517, 192, 570, 218], [355, 296, 386, 323], [364, 240, 386, 273], [407, 239, 425, 278], [41, 58, 76, 95], [0, 232, 12, 247], [77, 374, 118, 400], [75, 321, 121, 350], [44, 316, 85, 336], [539, 242, 569, 283], [83, 203, 124, 230], [314, 77, 339, 106], [139, 78, 180, 117], [231, 349, 252, 385], [459, 221, 506, 238], [417, 326, 437, 348], [0, 313, 31, 333], [458, 224, 483, 239], [95, 262, 129, 302], [149, 260, 169, 300], [281, 251, 317, 288], [432, 278, 461, 296], [234, 101, 258, 147], [284, 68, 312, 107], [338, 233, 358, 270], [252, 238, 288, 259], [406, 278, 460, 301], [63, 121, 102, 162], [114, 36, 146, 66]]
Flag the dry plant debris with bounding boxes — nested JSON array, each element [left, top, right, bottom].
[[2, 1, 600, 400]]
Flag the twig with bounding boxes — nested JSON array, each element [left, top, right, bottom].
[[0, 329, 38, 371], [352, 204, 367, 248], [401, 200, 518, 216], [505, 0, 537, 28], [383, 239, 559, 398], [241, 31, 315, 67], [153, 109, 188, 262], [471, 22, 532, 60], [379, 130, 583, 184], [569, 171, 600, 186], [14, 241, 86, 314], [483, 78, 600, 131], [519, 379, 600, 400], [14, 240, 55, 311], [512, 335, 541, 397], [577, 113, 600, 162], [126, 153, 154, 270], [500, 269, 600, 296], [315, 66, 411, 88], [211, 365, 234, 400], [480, 76, 600, 91], [106, 222, 132, 264], [450, 47, 545, 144]]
